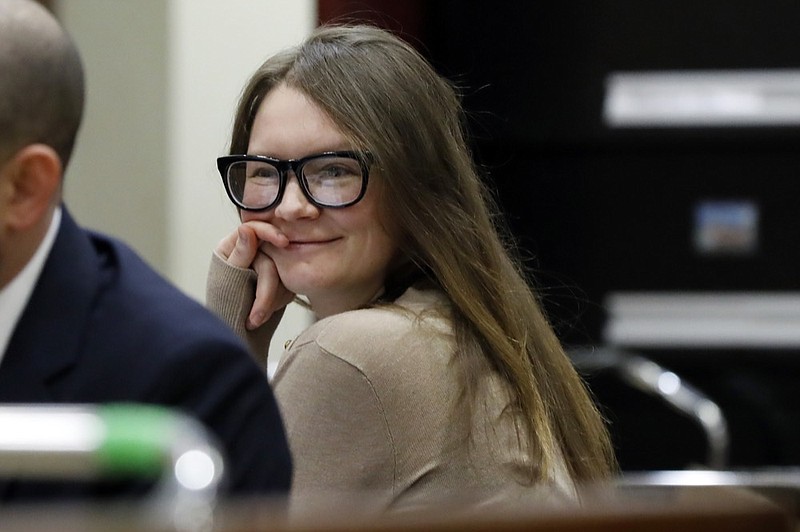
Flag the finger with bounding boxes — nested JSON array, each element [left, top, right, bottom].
[[226, 225, 260, 269], [243, 220, 289, 249], [214, 229, 239, 261], [247, 252, 295, 329]]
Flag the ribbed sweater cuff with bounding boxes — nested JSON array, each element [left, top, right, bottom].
[[206, 250, 275, 369]]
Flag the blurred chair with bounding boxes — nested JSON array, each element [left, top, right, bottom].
[[570, 346, 730, 471]]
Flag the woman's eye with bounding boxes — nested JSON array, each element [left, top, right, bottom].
[[251, 167, 279, 179]]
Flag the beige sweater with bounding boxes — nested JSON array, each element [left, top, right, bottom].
[[206, 252, 575, 514]]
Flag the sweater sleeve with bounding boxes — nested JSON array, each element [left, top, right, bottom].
[[205, 250, 281, 368]]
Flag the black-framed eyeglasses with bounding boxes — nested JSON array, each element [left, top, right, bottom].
[[217, 151, 371, 211]]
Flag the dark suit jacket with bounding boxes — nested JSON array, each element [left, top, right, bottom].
[[0, 207, 292, 501]]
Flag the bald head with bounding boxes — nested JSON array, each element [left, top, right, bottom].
[[0, 0, 84, 169]]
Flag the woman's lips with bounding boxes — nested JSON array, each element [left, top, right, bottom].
[[284, 237, 340, 250]]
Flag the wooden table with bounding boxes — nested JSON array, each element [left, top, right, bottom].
[[0, 484, 793, 532]]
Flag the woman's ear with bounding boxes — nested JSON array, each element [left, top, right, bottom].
[[0, 144, 62, 231]]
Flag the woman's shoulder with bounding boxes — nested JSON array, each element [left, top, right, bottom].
[[307, 285, 448, 332], [291, 286, 453, 373]]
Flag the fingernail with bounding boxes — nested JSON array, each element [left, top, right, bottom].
[[247, 311, 264, 329]]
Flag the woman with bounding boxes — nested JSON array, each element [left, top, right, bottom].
[[207, 23, 615, 512]]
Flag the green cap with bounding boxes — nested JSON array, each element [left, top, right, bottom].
[[95, 404, 175, 478]]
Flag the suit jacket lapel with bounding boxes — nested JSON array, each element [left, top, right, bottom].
[[0, 208, 104, 500], [0, 208, 100, 402]]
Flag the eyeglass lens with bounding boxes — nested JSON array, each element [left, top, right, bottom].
[[226, 155, 364, 209]]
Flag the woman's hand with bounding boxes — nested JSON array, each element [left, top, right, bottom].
[[215, 221, 295, 330]]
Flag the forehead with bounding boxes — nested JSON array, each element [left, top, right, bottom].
[[248, 85, 350, 157]]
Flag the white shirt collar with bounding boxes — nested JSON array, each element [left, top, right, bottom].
[[0, 207, 62, 365]]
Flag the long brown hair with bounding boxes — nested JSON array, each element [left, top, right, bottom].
[[229, 23, 616, 482]]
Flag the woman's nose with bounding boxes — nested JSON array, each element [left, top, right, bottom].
[[274, 172, 319, 219]]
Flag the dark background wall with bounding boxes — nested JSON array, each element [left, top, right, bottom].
[[322, 0, 800, 345], [319, 1, 800, 470]]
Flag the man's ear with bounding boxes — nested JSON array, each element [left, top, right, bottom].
[[0, 144, 62, 231]]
